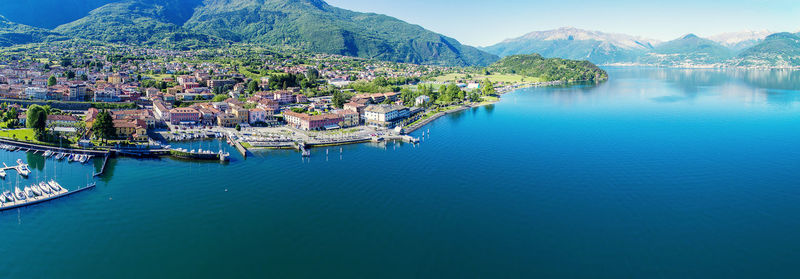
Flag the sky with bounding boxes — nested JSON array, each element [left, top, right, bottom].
[[327, 0, 800, 47]]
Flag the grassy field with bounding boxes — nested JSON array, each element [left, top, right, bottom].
[[431, 73, 542, 84], [0, 128, 37, 142]]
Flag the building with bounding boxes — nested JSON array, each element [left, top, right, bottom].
[[333, 110, 360, 128], [216, 113, 238, 127], [168, 107, 201, 125], [153, 100, 171, 121], [68, 84, 87, 101], [415, 95, 430, 106], [364, 104, 410, 128], [283, 111, 344, 131], [24, 87, 48, 100], [208, 79, 236, 89], [46, 114, 80, 127], [108, 74, 125, 85], [249, 108, 268, 124], [113, 119, 148, 141]]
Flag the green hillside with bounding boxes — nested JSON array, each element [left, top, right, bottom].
[[642, 34, 732, 65], [54, 1, 220, 49], [0, 15, 66, 47], [488, 54, 608, 82], [51, 0, 497, 66], [183, 0, 496, 66], [734, 33, 800, 67]]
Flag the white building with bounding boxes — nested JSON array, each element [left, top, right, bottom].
[[415, 95, 430, 106], [364, 104, 410, 127], [24, 87, 48, 100]]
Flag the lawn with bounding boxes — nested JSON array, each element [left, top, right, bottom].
[[0, 128, 36, 142]]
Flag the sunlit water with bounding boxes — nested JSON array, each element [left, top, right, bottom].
[[2, 67, 800, 278]]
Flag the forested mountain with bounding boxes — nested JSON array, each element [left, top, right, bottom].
[[487, 54, 608, 82], [640, 34, 733, 65], [46, 0, 498, 66], [734, 32, 800, 67], [0, 15, 65, 47]]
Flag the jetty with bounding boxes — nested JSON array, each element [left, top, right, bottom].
[[93, 155, 111, 177], [0, 182, 96, 211], [2, 161, 31, 177]]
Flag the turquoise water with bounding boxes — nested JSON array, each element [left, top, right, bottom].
[[3, 67, 800, 277]]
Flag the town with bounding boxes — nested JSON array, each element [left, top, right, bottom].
[[0, 42, 511, 158]]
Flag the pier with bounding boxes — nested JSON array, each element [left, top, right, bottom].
[[0, 182, 97, 211], [226, 134, 249, 158], [94, 155, 110, 177]]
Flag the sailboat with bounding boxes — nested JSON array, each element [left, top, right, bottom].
[[14, 186, 25, 201], [30, 184, 42, 196], [39, 182, 51, 194], [0, 168, 6, 179]]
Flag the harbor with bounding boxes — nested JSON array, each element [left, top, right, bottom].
[[0, 180, 96, 211]]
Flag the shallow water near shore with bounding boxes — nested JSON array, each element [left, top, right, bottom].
[[2, 67, 800, 277]]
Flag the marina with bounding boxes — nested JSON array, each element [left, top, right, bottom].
[[0, 180, 96, 211]]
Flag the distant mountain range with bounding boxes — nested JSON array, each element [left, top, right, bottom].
[[483, 27, 800, 67], [1, 0, 498, 66], [0, 15, 65, 47]]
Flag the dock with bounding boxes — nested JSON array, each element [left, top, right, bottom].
[[0, 182, 96, 211], [93, 155, 110, 177]]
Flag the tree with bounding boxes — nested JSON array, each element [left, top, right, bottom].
[[26, 105, 48, 140], [80, 74, 88, 81], [212, 94, 228, 102], [381, 97, 393, 104], [247, 80, 259, 93], [47, 76, 57, 86], [306, 68, 320, 81], [481, 79, 496, 96], [66, 71, 76, 80], [92, 110, 115, 144], [234, 124, 241, 131], [331, 92, 346, 108]]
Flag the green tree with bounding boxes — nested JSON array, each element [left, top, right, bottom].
[[92, 110, 115, 144], [247, 80, 260, 93], [331, 92, 347, 108], [212, 94, 228, 102], [26, 105, 48, 140], [481, 79, 496, 96], [47, 75, 57, 86]]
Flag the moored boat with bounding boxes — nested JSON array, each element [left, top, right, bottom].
[[39, 182, 51, 194], [24, 186, 34, 198], [14, 187, 25, 201], [30, 184, 42, 196], [3, 191, 13, 202], [48, 180, 62, 192]]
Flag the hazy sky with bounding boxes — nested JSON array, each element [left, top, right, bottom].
[[327, 0, 800, 47]]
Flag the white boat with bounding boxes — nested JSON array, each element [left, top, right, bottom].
[[30, 184, 42, 196], [14, 187, 25, 201], [3, 190, 13, 202], [39, 182, 51, 194], [79, 155, 89, 164], [48, 180, 62, 192], [17, 165, 30, 177], [24, 186, 34, 198], [0, 192, 6, 203], [0, 169, 6, 179]]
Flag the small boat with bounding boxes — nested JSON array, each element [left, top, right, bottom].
[[0, 192, 6, 203], [0, 169, 6, 179], [67, 154, 74, 162], [3, 191, 14, 202], [39, 182, 51, 194], [79, 155, 89, 164], [44, 150, 53, 157], [17, 165, 30, 177], [48, 180, 62, 192], [30, 184, 42, 196], [14, 187, 25, 201], [24, 186, 35, 198], [16, 159, 24, 165]]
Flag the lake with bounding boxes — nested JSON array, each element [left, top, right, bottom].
[[2, 67, 800, 278]]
